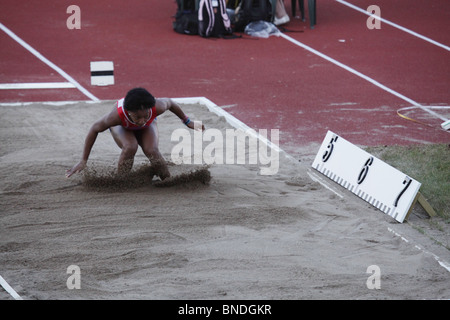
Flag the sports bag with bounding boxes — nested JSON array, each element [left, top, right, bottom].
[[198, 0, 233, 37], [233, 0, 274, 32]]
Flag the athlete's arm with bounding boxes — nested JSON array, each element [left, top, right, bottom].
[[66, 108, 121, 177], [155, 98, 205, 131]]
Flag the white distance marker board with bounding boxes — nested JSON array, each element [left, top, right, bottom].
[[312, 131, 421, 223]]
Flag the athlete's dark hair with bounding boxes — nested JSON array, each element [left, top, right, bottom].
[[124, 88, 155, 112]]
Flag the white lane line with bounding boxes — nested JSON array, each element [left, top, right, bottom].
[[279, 33, 449, 123], [336, 0, 450, 52], [0, 275, 23, 300], [0, 82, 76, 89], [0, 100, 104, 107], [388, 227, 450, 273], [307, 170, 344, 199], [0, 22, 99, 101]]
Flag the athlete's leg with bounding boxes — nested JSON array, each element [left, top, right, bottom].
[[136, 121, 170, 179], [109, 125, 139, 174]]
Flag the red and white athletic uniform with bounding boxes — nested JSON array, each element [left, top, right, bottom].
[[116, 98, 157, 130]]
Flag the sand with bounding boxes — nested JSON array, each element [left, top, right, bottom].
[[0, 100, 449, 300]]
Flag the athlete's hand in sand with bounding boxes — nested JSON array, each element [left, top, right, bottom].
[[186, 120, 205, 131], [66, 160, 87, 178]]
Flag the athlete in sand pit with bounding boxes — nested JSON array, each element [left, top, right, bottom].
[[66, 87, 205, 180]]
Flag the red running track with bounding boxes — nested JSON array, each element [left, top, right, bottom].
[[0, 0, 449, 152]]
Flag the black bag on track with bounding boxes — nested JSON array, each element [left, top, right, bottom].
[[173, 0, 199, 35], [233, 0, 273, 32]]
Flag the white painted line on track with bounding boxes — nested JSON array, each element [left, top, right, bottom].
[[0, 82, 76, 89], [388, 227, 450, 273], [307, 170, 344, 199], [0, 275, 23, 300], [336, 0, 450, 52], [0, 22, 99, 102], [279, 33, 449, 123], [0, 100, 103, 107]]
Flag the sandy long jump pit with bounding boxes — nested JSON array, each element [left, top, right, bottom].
[[0, 99, 449, 300]]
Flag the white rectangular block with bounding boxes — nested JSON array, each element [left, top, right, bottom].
[[90, 61, 114, 86]]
